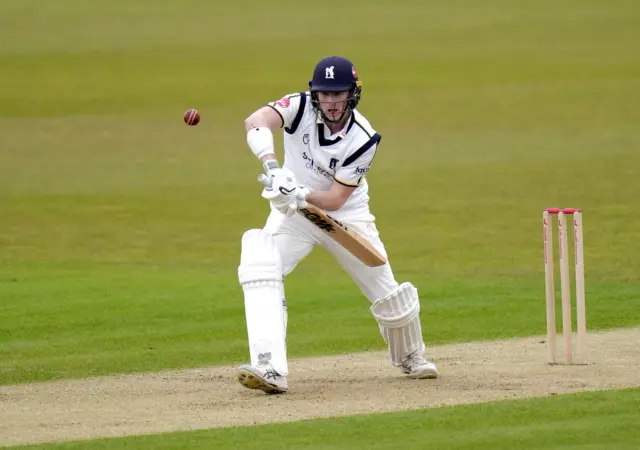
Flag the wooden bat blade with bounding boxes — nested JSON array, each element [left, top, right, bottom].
[[297, 205, 387, 267]]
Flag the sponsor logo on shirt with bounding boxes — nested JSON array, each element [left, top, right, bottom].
[[302, 152, 334, 180], [276, 96, 291, 108]]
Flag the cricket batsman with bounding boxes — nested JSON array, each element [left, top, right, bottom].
[[237, 56, 438, 394]]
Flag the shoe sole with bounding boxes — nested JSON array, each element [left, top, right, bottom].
[[410, 369, 438, 379], [402, 366, 439, 379], [237, 365, 288, 394]]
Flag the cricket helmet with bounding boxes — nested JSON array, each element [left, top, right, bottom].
[[308, 56, 362, 123]]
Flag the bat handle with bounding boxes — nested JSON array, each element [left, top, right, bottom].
[[257, 173, 271, 188]]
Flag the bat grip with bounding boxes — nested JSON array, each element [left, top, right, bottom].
[[258, 173, 271, 188]]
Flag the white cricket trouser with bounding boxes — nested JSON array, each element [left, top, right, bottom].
[[242, 207, 428, 372], [263, 208, 398, 302]]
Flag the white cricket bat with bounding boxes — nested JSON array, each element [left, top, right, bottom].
[[258, 175, 387, 267]]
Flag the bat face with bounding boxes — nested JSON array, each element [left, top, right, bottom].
[[298, 208, 337, 233], [297, 206, 386, 267]]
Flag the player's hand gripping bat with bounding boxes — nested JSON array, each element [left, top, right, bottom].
[[257, 174, 386, 267]]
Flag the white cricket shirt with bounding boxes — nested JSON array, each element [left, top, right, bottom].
[[267, 91, 381, 221]]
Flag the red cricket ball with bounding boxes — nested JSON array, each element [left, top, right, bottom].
[[184, 109, 200, 126]]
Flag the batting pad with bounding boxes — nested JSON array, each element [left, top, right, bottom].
[[370, 282, 425, 366], [238, 229, 288, 375]]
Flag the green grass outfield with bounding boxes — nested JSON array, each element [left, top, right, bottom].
[[12, 389, 640, 450], [1, 0, 639, 446]]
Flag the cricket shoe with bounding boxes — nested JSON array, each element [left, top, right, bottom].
[[400, 351, 438, 379], [237, 363, 288, 394]]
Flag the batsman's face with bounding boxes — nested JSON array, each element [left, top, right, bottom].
[[316, 91, 350, 122]]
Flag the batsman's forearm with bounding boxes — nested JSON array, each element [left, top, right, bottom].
[[306, 190, 343, 212], [245, 107, 284, 172]]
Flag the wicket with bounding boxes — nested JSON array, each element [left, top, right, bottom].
[[543, 208, 587, 365]]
